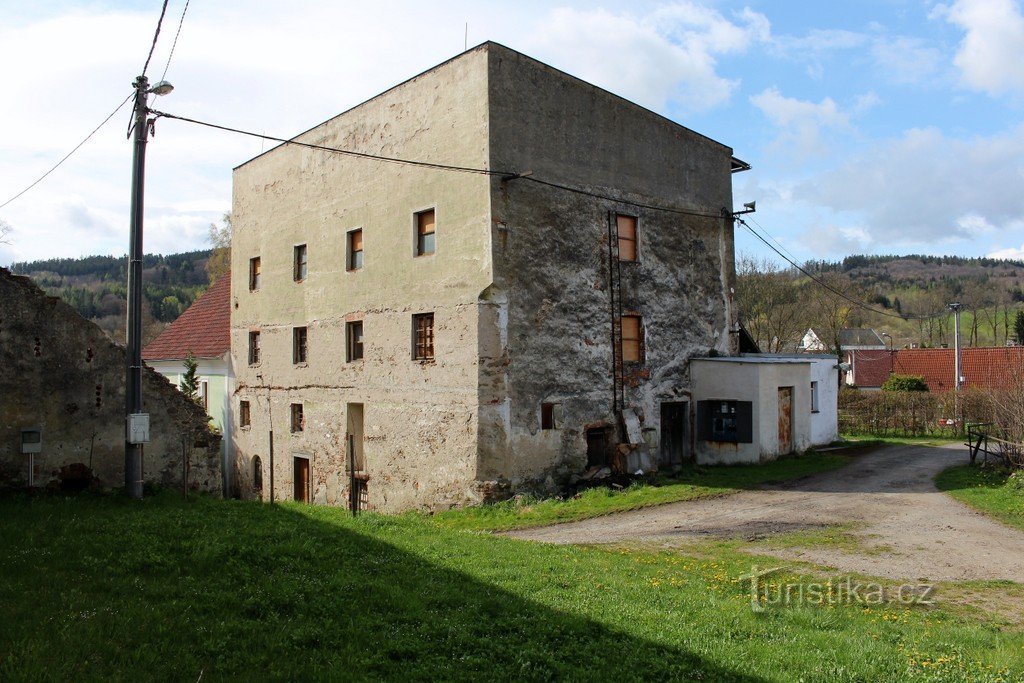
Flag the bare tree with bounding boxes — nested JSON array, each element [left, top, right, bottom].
[[205, 212, 232, 284], [735, 255, 806, 352]]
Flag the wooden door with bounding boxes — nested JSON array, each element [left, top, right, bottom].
[[777, 387, 793, 454], [659, 402, 688, 468], [293, 457, 310, 503]]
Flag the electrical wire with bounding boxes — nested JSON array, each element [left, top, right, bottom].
[[141, 0, 170, 77], [0, 93, 134, 211], [159, 0, 190, 83]]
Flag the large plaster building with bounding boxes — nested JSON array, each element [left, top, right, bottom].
[[231, 43, 750, 511]]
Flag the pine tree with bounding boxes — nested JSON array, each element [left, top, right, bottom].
[[1014, 311, 1024, 345], [179, 352, 202, 405]]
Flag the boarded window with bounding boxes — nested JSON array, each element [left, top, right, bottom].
[[347, 321, 364, 362], [293, 326, 308, 364], [294, 244, 308, 281], [541, 402, 562, 430], [697, 400, 753, 443], [240, 400, 251, 428], [348, 229, 363, 270], [248, 330, 261, 365], [249, 257, 261, 291], [621, 315, 644, 363], [617, 215, 637, 261], [413, 313, 434, 360], [290, 403, 304, 433], [415, 209, 435, 256]]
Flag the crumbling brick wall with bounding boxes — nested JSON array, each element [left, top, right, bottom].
[[0, 268, 221, 493]]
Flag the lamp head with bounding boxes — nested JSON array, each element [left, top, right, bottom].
[[148, 81, 174, 96]]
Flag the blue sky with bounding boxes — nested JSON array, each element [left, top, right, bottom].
[[1, 0, 1023, 266]]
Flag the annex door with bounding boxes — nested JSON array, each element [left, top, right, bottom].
[[777, 387, 793, 455], [659, 401, 688, 468], [293, 456, 310, 503]]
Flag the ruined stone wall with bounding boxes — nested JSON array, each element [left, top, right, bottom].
[[0, 270, 221, 492], [479, 45, 739, 491], [231, 48, 492, 512]]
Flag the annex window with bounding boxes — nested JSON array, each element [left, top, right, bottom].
[[294, 244, 308, 282], [811, 381, 820, 413], [413, 312, 435, 360], [620, 315, 644, 363], [697, 400, 753, 443], [347, 229, 363, 271], [290, 403, 304, 433], [252, 456, 263, 492], [415, 209, 435, 256], [541, 402, 563, 430], [617, 214, 638, 262], [249, 257, 261, 291], [248, 330, 261, 365], [346, 321, 364, 362], [293, 326, 308, 364], [239, 400, 251, 428]]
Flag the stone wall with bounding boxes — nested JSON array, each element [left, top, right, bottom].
[[0, 269, 222, 493]]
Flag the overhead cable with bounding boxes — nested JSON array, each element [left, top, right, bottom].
[[159, 0, 190, 83], [141, 0, 171, 77]]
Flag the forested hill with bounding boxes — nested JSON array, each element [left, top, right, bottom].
[[806, 254, 1024, 290], [9, 250, 214, 345]]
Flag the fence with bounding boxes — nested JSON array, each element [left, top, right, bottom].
[[965, 423, 1024, 468]]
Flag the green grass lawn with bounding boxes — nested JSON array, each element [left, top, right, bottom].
[[427, 452, 852, 532], [936, 465, 1024, 532], [2, 492, 1020, 681]]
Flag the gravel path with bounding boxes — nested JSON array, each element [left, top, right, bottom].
[[507, 444, 1024, 582]]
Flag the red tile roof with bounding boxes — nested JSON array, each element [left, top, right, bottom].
[[851, 347, 1024, 392], [142, 275, 231, 361]]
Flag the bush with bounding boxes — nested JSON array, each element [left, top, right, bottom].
[[881, 374, 928, 392]]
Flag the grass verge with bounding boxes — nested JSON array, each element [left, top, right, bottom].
[[936, 465, 1024, 532], [0, 492, 1021, 681], [428, 451, 852, 532]]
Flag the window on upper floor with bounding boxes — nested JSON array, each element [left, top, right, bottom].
[[415, 209, 435, 256], [249, 257, 261, 291], [617, 214, 638, 262], [412, 313, 435, 360], [347, 229, 363, 271], [290, 403, 304, 433], [248, 330, 261, 365], [620, 315, 644, 363], [294, 244, 308, 282], [293, 326, 308, 364], [347, 321, 364, 362], [240, 400, 251, 428]]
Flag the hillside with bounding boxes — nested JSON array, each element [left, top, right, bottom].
[[9, 251, 215, 346]]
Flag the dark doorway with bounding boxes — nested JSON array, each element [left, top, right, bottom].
[[293, 456, 310, 503], [659, 401, 688, 468], [778, 387, 793, 455], [586, 428, 609, 468]]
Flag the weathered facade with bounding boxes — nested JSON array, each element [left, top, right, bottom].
[[0, 268, 222, 493], [232, 43, 742, 511]]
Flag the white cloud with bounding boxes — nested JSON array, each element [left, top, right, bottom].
[[799, 224, 871, 257], [870, 36, 942, 84], [940, 0, 1024, 95], [750, 87, 852, 158]]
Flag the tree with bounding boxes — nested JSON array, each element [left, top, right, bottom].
[[735, 256, 806, 353], [179, 352, 202, 406], [881, 374, 929, 392], [1015, 311, 1024, 345], [205, 212, 232, 284]]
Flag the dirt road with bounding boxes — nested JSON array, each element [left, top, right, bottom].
[[508, 445, 1024, 582]]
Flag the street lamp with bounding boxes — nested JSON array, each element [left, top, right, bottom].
[[125, 74, 173, 499]]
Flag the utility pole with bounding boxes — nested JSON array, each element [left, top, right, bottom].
[[125, 75, 173, 498], [948, 302, 964, 427]]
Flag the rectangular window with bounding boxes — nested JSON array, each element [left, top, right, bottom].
[[248, 330, 261, 365], [621, 315, 644, 363], [249, 256, 261, 291], [347, 229, 363, 271], [347, 321, 364, 362], [293, 244, 308, 281], [199, 380, 209, 410], [293, 326, 308, 364], [290, 403, 304, 433], [811, 381, 820, 413], [541, 402, 562, 430], [415, 209, 435, 256], [239, 400, 251, 428], [413, 312, 435, 360], [697, 400, 753, 443], [617, 215, 637, 261]]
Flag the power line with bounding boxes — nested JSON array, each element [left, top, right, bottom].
[[159, 0, 190, 83], [0, 93, 134, 211], [521, 176, 723, 220], [141, 0, 171, 77]]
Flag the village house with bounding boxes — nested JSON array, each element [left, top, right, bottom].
[[229, 42, 792, 511], [847, 346, 1024, 392]]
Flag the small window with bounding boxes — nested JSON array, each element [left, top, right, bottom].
[[697, 400, 753, 443], [617, 215, 637, 262], [252, 455, 263, 492], [240, 400, 251, 428], [415, 209, 435, 256], [347, 229, 363, 271], [621, 315, 644, 363], [413, 312, 435, 360], [199, 380, 209, 411], [249, 257, 261, 291], [248, 330, 261, 365], [294, 244, 308, 281], [347, 321, 364, 362], [811, 381, 820, 413], [290, 403, 304, 433], [293, 326, 308, 364], [541, 402, 562, 430]]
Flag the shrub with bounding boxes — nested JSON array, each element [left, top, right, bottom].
[[881, 374, 928, 392]]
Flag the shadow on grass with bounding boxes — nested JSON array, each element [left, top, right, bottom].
[[0, 493, 764, 681]]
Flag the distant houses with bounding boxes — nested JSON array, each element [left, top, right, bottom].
[[847, 346, 1024, 392]]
